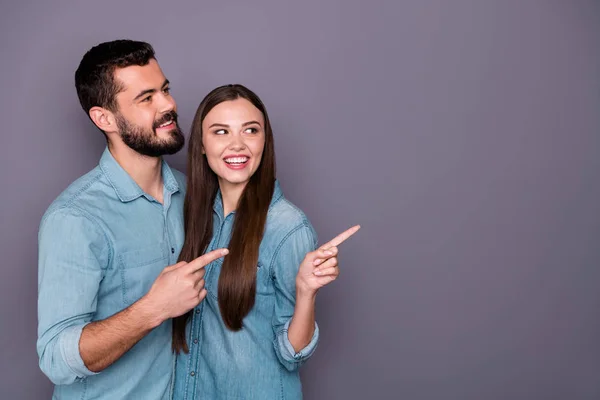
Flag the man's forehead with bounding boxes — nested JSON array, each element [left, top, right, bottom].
[[113, 59, 166, 93]]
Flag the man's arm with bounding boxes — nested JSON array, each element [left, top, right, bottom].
[[37, 208, 228, 382], [78, 296, 158, 372], [37, 208, 107, 384], [78, 249, 227, 372]]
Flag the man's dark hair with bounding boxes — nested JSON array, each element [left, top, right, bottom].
[[75, 40, 155, 114]]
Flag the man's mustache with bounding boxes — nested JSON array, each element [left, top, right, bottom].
[[153, 111, 179, 129]]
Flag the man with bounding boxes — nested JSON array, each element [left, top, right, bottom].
[[37, 40, 227, 399]]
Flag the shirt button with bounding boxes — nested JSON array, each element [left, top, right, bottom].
[[193, 339, 198, 344], [190, 371, 196, 377], [171, 247, 175, 254], [195, 309, 200, 314]]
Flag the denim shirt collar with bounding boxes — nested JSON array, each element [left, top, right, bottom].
[[213, 179, 283, 217], [99, 147, 179, 203]]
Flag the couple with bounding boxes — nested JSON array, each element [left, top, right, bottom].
[[36, 39, 359, 400]]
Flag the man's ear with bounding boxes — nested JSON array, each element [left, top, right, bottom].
[[89, 106, 118, 134]]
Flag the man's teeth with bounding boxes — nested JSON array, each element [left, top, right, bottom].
[[159, 120, 173, 127], [224, 157, 248, 164]]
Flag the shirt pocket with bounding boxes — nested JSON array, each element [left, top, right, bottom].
[[118, 244, 169, 306], [205, 259, 274, 301]]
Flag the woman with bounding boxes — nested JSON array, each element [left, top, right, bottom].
[[172, 84, 358, 399]]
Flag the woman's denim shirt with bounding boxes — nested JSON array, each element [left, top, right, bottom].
[[172, 181, 319, 400]]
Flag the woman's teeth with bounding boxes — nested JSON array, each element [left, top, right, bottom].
[[224, 157, 248, 164]]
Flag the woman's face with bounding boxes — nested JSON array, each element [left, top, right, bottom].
[[201, 98, 266, 190]]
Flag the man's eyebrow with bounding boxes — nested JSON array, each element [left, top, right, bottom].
[[133, 79, 170, 101]]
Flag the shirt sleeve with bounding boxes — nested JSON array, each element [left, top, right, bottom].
[[37, 207, 109, 385], [270, 221, 320, 372]]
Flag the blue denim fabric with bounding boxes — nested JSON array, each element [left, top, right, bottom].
[[172, 181, 319, 400], [37, 148, 185, 399]]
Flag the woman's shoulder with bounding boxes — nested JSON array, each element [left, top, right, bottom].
[[265, 195, 316, 245], [261, 197, 317, 266]]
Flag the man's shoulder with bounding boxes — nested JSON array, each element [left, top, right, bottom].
[[41, 165, 109, 224]]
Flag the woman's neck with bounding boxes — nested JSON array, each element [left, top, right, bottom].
[[219, 180, 247, 217]]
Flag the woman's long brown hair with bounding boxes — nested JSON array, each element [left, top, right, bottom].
[[172, 84, 276, 353]]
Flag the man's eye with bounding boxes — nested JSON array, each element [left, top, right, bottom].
[[163, 87, 171, 94], [142, 96, 151, 102]]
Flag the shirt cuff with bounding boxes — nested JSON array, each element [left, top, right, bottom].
[[277, 319, 320, 363], [59, 323, 99, 379]]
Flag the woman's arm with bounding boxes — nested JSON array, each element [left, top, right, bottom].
[[289, 225, 359, 351], [271, 224, 359, 370]]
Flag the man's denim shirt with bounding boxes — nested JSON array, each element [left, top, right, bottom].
[[37, 148, 185, 400], [172, 181, 319, 400]]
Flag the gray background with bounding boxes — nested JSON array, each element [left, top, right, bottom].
[[1, 0, 599, 399]]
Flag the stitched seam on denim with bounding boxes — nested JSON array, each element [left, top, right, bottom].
[[61, 170, 104, 209], [205, 256, 222, 300], [279, 363, 285, 400], [267, 220, 310, 278], [282, 327, 303, 359], [119, 255, 166, 269], [162, 160, 179, 193], [282, 327, 294, 358], [80, 377, 87, 400], [206, 218, 223, 300], [271, 197, 306, 223], [182, 310, 196, 400], [205, 257, 223, 301], [170, 167, 186, 191], [59, 328, 84, 381], [100, 159, 140, 202], [273, 336, 293, 372], [191, 301, 205, 398], [45, 205, 114, 272], [39, 169, 102, 227], [187, 223, 216, 399], [116, 238, 167, 305], [207, 285, 218, 300], [187, 309, 198, 395], [169, 354, 176, 400], [119, 259, 128, 306], [69, 206, 113, 263], [268, 187, 284, 211], [41, 168, 114, 268]]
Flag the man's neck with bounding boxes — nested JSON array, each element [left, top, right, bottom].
[[108, 142, 164, 203]]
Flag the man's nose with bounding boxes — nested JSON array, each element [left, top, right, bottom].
[[158, 92, 176, 113]]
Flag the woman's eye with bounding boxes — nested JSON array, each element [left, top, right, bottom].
[[215, 129, 227, 135], [245, 127, 258, 134]]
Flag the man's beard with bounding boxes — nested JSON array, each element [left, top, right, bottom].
[[116, 110, 185, 157]]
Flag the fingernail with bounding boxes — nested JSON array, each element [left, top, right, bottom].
[[313, 259, 322, 265], [222, 249, 229, 255], [314, 270, 322, 276], [324, 251, 333, 256]]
